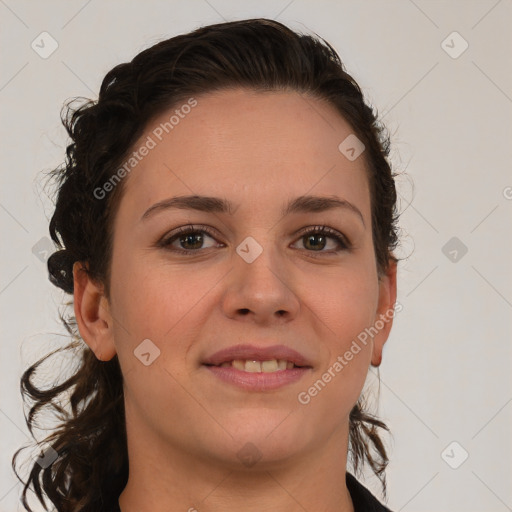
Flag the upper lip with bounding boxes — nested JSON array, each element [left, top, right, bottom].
[[202, 344, 312, 367]]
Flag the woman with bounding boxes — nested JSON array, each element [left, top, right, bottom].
[[14, 18, 400, 512]]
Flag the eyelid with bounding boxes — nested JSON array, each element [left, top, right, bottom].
[[294, 224, 351, 245], [158, 224, 351, 254], [158, 224, 222, 248], [293, 225, 351, 250]]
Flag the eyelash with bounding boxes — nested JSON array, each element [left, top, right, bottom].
[[158, 224, 351, 256]]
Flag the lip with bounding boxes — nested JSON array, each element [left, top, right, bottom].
[[204, 365, 311, 391], [201, 344, 313, 392], [202, 344, 312, 367]]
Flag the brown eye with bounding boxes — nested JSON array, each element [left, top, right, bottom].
[[159, 226, 223, 254], [293, 226, 350, 253], [175, 232, 207, 251], [303, 233, 329, 251]]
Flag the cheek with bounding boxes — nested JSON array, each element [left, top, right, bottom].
[[109, 259, 212, 426], [109, 255, 220, 371], [304, 265, 378, 397], [309, 261, 379, 340]]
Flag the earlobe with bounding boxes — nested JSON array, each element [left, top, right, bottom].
[[73, 261, 117, 361], [371, 259, 398, 367]]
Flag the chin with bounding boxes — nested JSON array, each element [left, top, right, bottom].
[[218, 412, 315, 464]]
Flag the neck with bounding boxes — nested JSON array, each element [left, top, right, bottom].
[[118, 418, 354, 512]]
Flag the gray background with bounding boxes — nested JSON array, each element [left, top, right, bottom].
[[1, 1, 511, 511]]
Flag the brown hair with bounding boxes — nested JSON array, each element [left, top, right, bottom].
[[13, 18, 399, 512]]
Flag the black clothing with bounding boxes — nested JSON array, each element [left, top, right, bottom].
[[346, 472, 393, 511]]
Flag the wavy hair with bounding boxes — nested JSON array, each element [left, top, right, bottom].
[[13, 18, 399, 511]]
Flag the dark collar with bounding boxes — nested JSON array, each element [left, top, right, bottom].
[[346, 472, 393, 512]]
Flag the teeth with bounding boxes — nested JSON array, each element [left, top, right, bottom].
[[261, 360, 278, 372], [232, 360, 246, 371], [225, 359, 295, 372], [245, 360, 261, 373]]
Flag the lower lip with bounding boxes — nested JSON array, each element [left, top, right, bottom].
[[203, 365, 310, 391]]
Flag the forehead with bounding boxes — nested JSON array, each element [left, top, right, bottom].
[[117, 88, 370, 221]]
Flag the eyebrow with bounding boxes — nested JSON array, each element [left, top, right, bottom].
[[141, 194, 365, 226]]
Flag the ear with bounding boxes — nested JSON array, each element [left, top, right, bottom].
[[371, 259, 398, 367], [73, 261, 117, 361]]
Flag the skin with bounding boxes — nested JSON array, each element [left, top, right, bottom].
[[73, 88, 397, 512]]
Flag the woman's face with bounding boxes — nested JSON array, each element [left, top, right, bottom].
[[76, 88, 396, 469]]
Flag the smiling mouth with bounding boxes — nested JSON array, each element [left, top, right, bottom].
[[205, 359, 304, 373]]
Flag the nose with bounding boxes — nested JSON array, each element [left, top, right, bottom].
[[220, 240, 300, 325]]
